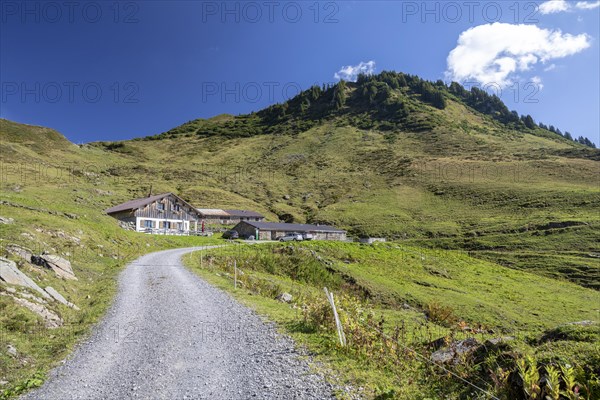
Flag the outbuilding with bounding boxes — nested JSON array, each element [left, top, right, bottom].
[[232, 221, 346, 241], [196, 209, 265, 224]]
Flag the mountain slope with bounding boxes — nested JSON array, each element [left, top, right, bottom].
[[2, 72, 598, 290], [90, 74, 599, 288]]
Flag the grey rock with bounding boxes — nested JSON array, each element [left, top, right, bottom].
[[431, 348, 454, 364], [430, 338, 480, 365], [0, 216, 14, 224], [35, 254, 77, 280], [276, 292, 293, 303], [0, 293, 62, 328], [566, 320, 596, 326], [18, 291, 48, 304], [118, 220, 136, 231], [7, 344, 17, 357], [45, 286, 80, 310], [0, 257, 52, 299], [5, 244, 33, 263]]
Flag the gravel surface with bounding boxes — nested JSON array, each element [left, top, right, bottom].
[[22, 247, 336, 400]]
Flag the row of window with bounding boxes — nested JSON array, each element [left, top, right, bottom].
[[156, 203, 181, 212], [141, 220, 185, 230]]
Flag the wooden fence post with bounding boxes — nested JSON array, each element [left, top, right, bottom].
[[324, 287, 346, 347]]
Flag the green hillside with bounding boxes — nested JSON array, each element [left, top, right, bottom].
[[184, 242, 599, 399], [93, 73, 599, 289], [0, 72, 598, 398]]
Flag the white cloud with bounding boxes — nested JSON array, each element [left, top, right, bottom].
[[539, 0, 570, 14], [538, 0, 600, 13], [544, 63, 557, 71], [531, 76, 544, 90], [334, 61, 376, 81], [445, 23, 591, 88], [576, 0, 600, 9]]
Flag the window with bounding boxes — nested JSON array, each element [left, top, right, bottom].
[[157, 203, 165, 210], [144, 220, 154, 228]]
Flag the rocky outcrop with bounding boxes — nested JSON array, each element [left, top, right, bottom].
[[31, 254, 77, 280], [430, 338, 480, 364], [0, 293, 63, 328], [5, 244, 33, 263], [3, 286, 49, 304], [5, 243, 78, 280], [45, 286, 80, 310], [0, 257, 52, 299], [0, 216, 14, 224]]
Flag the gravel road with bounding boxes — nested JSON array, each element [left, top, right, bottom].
[[22, 247, 335, 400]]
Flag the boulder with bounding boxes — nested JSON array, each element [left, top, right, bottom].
[[33, 254, 77, 280], [7, 344, 17, 357], [45, 286, 80, 310], [0, 216, 14, 224], [276, 292, 293, 303], [430, 338, 480, 365], [0, 257, 52, 299], [5, 244, 33, 263], [431, 347, 455, 364]]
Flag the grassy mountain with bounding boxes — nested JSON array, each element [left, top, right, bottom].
[[95, 72, 599, 289], [0, 72, 598, 398]]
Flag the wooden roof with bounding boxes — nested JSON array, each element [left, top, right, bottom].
[[105, 193, 197, 215]]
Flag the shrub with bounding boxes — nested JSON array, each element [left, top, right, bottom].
[[425, 301, 457, 326]]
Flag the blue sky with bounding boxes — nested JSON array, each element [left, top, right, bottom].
[[1, 1, 598, 145]]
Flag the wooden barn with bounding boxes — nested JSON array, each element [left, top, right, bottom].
[[232, 221, 346, 241], [105, 193, 200, 234]]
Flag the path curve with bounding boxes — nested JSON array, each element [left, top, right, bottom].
[[22, 247, 335, 399]]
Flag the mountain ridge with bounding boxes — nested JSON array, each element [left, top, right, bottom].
[[145, 72, 596, 149]]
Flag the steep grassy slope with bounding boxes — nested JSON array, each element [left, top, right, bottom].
[[94, 93, 599, 288]]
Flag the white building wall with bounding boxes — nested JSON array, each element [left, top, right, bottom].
[[135, 217, 192, 234]]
